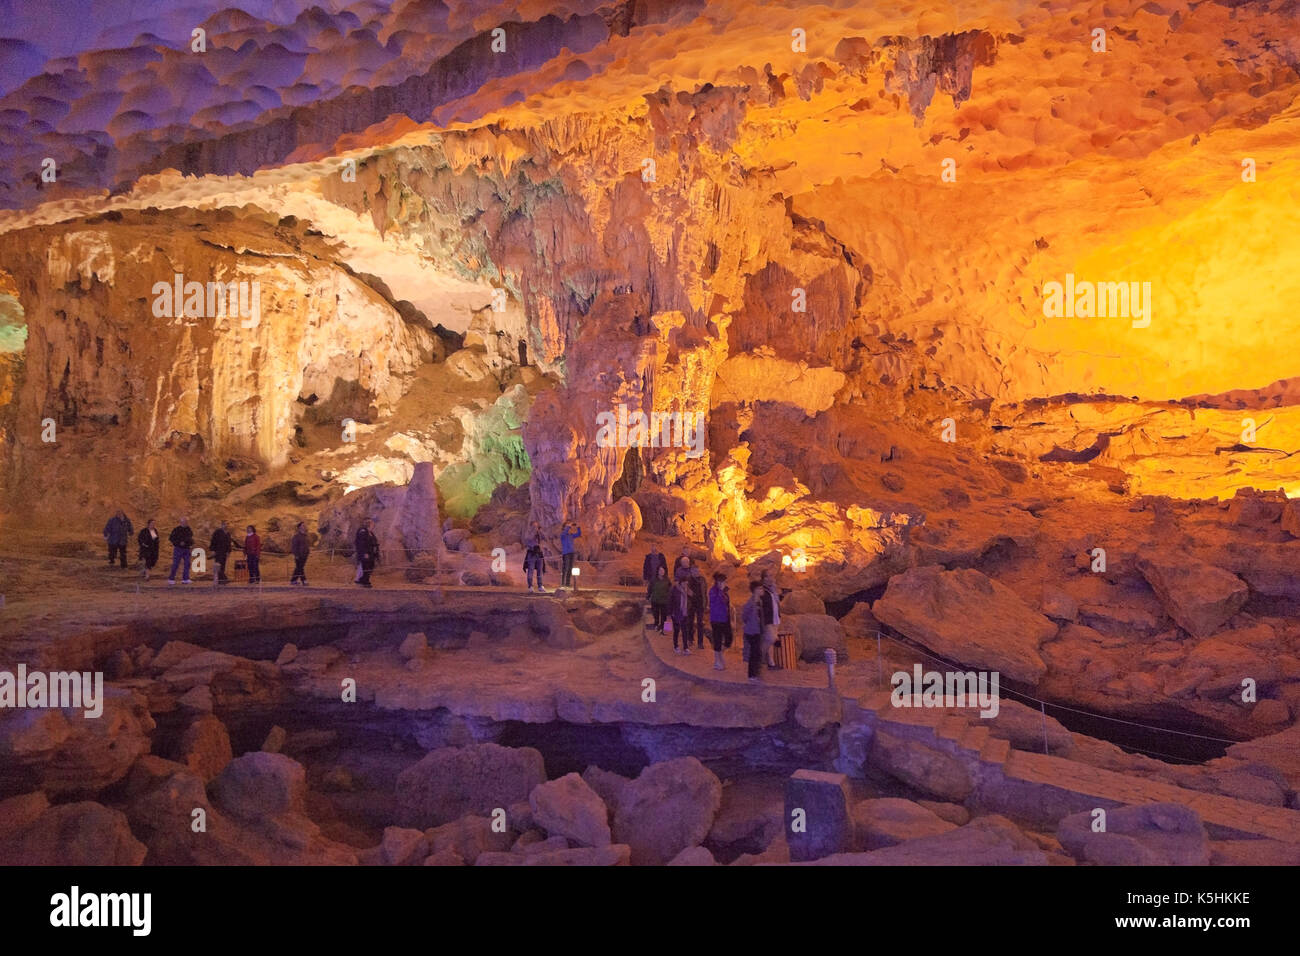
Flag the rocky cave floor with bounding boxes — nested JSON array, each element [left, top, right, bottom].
[[2, 493, 1300, 866]]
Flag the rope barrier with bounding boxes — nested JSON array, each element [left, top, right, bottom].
[[868, 627, 1286, 751], [3, 545, 1294, 759]]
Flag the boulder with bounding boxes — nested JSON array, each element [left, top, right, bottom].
[[261, 725, 287, 754], [853, 798, 957, 850], [1178, 639, 1277, 698], [786, 769, 854, 862], [873, 566, 1054, 684], [870, 730, 973, 801], [1040, 586, 1078, 621], [581, 765, 630, 812], [210, 752, 307, 822], [706, 779, 784, 857], [0, 687, 154, 796], [395, 743, 547, 828], [809, 816, 1047, 865], [917, 801, 970, 826], [613, 757, 722, 865], [783, 590, 826, 615], [5, 801, 147, 865], [1057, 802, 1209, 865], [1137, 556, 1248, 638], [986, 698, 1072, 756], [790, 614, 847, 664], [425, 814, 512, 864], [178, 714, 233, 783], [529, 773, 611, 848], [379, 826, 429, 866]]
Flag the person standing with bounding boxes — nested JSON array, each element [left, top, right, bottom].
[[559, 521, 581, 588], [648, 565, 671, 632], [672, 547, 691, 575], [244, 525, 262, 584], [209, 521, 232, 585], [642, 546, 667, 599], [167, 518, 194, 585], [523, 542, 547, 593], [137, 519, 160, 580], [290, 522, 310, 586], [759, 568, 781, 668], [354, 519, 379, 588], [742, 581, 763, 682], [103, 509, 133, 569], [669, 573, 691, 655], [687, 563, 707, 650], [708, 571, 733, 671]]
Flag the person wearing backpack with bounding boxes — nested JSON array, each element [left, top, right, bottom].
[[708, 571, 733, 671], [742, 580, 763, 682], [669, 575, 692, 655], [648, 565, 671, 632]]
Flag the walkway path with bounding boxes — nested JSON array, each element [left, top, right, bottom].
[[644, 626, 1300, 843]]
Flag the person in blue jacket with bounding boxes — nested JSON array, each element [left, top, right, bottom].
[[559, 521, 581, 588]]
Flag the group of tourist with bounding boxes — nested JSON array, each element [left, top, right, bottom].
[[642, 546, 782, 683], [522, 520, 582, 592], [101, 509, 311, 586]]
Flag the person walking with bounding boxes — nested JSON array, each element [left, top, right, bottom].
[[708, 571, 733, 671], [559, 521, 581, 588], [137, 519, 160, 580], [354, 519, 379, 588], [672, 547, 692, 575], [523, 541, 547, 592], [759, 568, 781, 668], [648, 565, 671, 632], [290, 522, 310, 586], [742, 581, 763, 682], [642, 546, 667, 599], [669, 573, 692, 655], [167, 518, 194, 585], [242, 525, 262, 584], [209, 521, 232, 585], [686, 562, 707, 650], [103, 509, 133, 569]]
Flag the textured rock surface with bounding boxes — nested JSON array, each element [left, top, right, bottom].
[[613, 757, 723, 866], [396, 743, 547, 828], [529, 773, 611, 848], [1057, 803, 1210, 866], [874, 567, 1055, 684]]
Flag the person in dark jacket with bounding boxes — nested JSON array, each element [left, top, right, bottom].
[[167, 518, 194, 585], [669, 575, 691, 655], [523, 542, 547, 592], [742, 581, 763, 682], [209, 521, 232, 584], [354, 519, 380, 588], [684, 562, 708, 650], [103, 510, 133, 568], [244, 525, 262, 584], [648, 565, 671, 632], [642, 546, 667, 599], [137, 519, 160, 580], [672, 547, 691, 575], [708, 571, 732, 671], [290, 522, 310, 586], [759, 568, 781, 668]]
